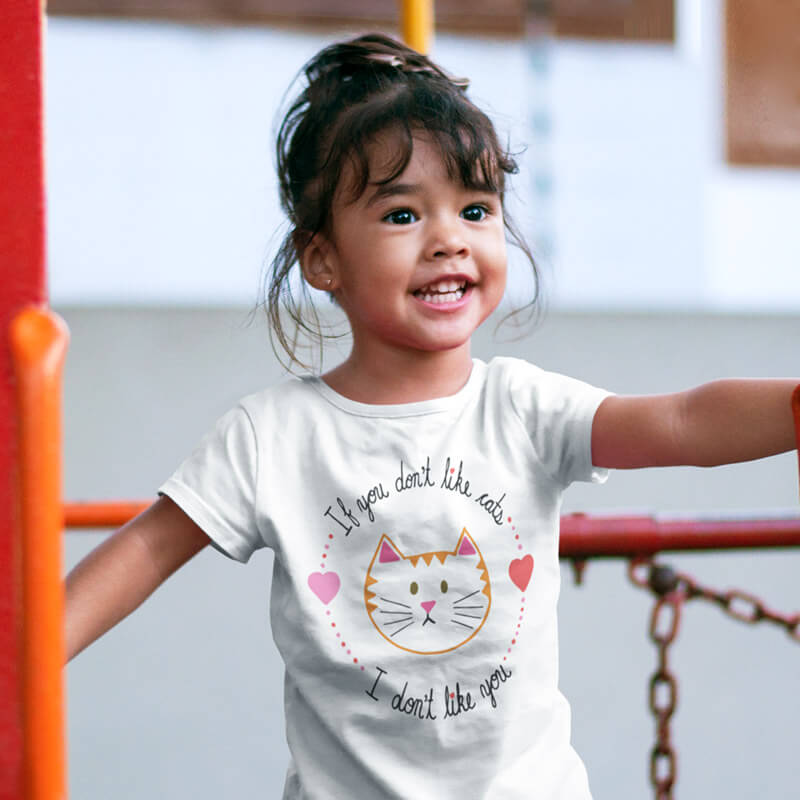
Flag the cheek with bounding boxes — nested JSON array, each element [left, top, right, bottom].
[[495, 230, 508, 262], [483, 241, 508, 304], [484, 234, 508, 279]]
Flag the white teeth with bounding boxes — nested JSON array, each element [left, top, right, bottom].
[[416, 279, 468, 296], [421, 289, 464, 304]]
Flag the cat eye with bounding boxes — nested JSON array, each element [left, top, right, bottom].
[[440, 580, 448, 593], [410, 581, 418, 594]]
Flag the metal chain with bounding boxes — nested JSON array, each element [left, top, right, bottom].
[[627, 556, 800, 799], [629, 557, 800, 639], [628, 560, 682, 798]]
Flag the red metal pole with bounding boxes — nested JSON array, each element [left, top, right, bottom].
[[792, 385, 800, 499], [63, 502, 800, 557], [559, 514, 800, 557], [0, 2, 47, 797]]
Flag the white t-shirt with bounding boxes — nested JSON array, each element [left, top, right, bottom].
[[159, 356, 612, 800]]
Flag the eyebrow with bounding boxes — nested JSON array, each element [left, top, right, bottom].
[[365, 182, 422, 207], [365, 180, 501, 208]]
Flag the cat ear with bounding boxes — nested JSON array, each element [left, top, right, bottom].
[[456, 527, 478, 557], [375, 534, 404, 563]]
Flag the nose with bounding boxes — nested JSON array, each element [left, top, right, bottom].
[[421, 600, 436, 614], [425, 217, 469, 260]]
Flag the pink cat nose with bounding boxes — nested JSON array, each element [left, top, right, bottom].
[[421, 601, 436, 614]]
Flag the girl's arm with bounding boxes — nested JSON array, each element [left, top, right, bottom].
[[591, 379, 799, 469], [65, 495, 210, 662]]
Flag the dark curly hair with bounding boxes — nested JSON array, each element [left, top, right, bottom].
[[262, 33, 540, 371]]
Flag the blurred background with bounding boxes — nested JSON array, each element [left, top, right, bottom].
[[50, 0, 800, 797]]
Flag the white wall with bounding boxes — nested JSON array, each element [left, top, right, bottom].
[[45, 0, 800, 311]]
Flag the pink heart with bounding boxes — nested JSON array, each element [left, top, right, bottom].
[[308, 571, 340, 605], [509, 555, 534, 592]]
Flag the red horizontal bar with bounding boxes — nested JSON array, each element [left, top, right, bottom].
[[793, 385, 800, 494], [63, 503, 800, 557], [560, 514, 800, 557]]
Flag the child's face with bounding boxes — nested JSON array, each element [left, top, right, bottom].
[[313, 133, 507, 359]]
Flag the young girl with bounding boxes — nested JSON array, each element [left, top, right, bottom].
[[65, 33, 797, 799]]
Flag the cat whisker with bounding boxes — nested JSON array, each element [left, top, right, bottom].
[[453, 604, 484, 609], [379, 610, 414, 616], [379, 597, 411, 608], [453, 590, 480, 604], [453, 612, 483, 619], [450, 619, 474, 630], [382, 616, 413, 626], [390, 620, 416, 637]]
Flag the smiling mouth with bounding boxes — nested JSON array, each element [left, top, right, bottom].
[[413, 279, 471, 304]]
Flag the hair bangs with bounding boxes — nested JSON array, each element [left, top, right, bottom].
[[325, 85, 517, 211], [316, 88, 422, 211]]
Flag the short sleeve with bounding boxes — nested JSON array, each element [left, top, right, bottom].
[[506, 360, 614, 488], [158, 404, 267, 563]]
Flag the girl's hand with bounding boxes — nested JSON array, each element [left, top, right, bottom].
[[591, 379, 799, 469], [65, 495, 209, 662]]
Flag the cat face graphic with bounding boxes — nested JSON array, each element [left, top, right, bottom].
[[364, 528, 491, 655]]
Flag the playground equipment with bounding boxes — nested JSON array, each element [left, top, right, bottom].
[[2, 1, 799, 798]]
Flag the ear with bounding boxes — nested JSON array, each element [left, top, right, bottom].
[[298, 232, 339, 293]]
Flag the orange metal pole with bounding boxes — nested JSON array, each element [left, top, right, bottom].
[[11, 307, 69, 800], [401, 0, 434, 54], [63, 501, 149, 529]]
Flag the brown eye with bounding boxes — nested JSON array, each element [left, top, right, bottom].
[[410, 582, 418, 595], [384, 209, 417, 225], [461, 204, 488, 222], [440, 580, 448, 593]]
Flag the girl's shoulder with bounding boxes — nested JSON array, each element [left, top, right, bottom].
[[482, 355, 560, 395], [484, 355, 546, 378], [484, 355, 604, 390], [236, 373, 327, 417], [482, 355, 611, 420]]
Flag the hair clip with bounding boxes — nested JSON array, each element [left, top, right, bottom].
[[362, 51, 469, 90], [364, 53, 405, 68], [406, 66, 470, 90]]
